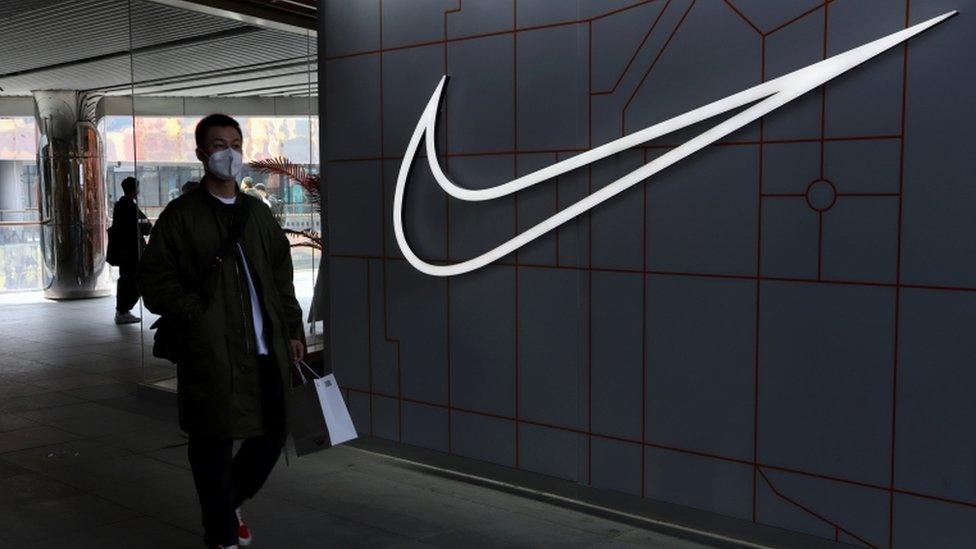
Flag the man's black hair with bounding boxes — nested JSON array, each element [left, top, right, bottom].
[[194, 113, 242, 150], [121, 176, 138, 195]]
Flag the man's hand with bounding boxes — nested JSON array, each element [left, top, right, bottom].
[[290, 339, 306, 363]]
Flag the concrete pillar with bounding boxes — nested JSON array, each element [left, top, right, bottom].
[[33, 91, 111, 299]]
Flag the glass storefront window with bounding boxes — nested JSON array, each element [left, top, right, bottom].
[[102, 115, 319, 215], [104, 115, 319, 165], [1, 114, 321, 304], [1, 117, 43, 292], [2, 1, 320, 396], [0, 116, 34, 160], [0, 225, 42, 292], [101, 114, 322, 343]]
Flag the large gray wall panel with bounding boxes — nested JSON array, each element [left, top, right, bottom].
[[323, 1, 976, 546]]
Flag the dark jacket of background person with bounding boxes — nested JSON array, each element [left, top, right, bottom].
[[138, 186, 305, 439], [107, 195, 151, 267]]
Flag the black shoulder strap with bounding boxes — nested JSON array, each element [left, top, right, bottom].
[[152, 194, 252, 332], [208, 195, 252, 272]]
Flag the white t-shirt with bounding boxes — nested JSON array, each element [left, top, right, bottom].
[[213, 192, 269, 356]]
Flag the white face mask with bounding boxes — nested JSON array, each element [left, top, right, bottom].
[[206, 148, 243, 181]]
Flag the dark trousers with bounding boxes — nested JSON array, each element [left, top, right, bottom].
[[187, 355, 286, 546], [116, 263, 140, 313]]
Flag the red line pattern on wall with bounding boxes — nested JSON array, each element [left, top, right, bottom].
[[327, 1, 965, 547], [758, 468, 878, 548]]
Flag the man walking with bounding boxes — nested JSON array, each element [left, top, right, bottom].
[[139, 114, 306, 549], [107, 176, 151, 324]]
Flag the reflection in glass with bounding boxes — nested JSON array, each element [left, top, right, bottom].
[[102, 115, 318, 222], [0, 116, 36, 160], [0, 225, 42, 292], [34, 91, 111, 299], [122, 0, 319, 384]]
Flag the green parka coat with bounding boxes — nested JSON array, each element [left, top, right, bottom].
[[138, 186, 304, 439]]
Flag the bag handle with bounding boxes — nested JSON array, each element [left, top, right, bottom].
[[292, 360, 320, 384]]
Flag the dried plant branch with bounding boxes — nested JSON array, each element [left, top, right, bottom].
[[249, 157, 321, 207], [284, 228, 323, 251], [250, 156, 324, 251]]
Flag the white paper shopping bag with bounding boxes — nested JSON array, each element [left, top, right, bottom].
[[313, 373, 358, 445], [290, 361, 358, 455]]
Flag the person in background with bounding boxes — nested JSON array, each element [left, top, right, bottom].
[[182, 180, 199, 194], [138, 114, 306, 549], [260, 183, 285, 225], [252, 183, 273, 209], [242, 177, 268, 207], [107, 176, 151, 324]]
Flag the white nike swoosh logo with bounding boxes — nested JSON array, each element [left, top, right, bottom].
[[394, 11, 956, 277]]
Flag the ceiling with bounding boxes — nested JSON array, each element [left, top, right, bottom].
[[0, 0, 317, 98]]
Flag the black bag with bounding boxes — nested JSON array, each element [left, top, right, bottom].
[[150, 316, 181, 363], [105, 225, 119, 267], [150, 196, 251, 364]]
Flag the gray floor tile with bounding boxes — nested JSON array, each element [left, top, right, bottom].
[[18, 402, 170, 437], [0, 297, 722, 549], [263, 456, 351, 488], [408, 475, 635, 538], [60, 381, 139, 401], [417, 528, 527, 549], [93, 424, 187, 454], [5, 365, 80, 383], [67, 343, 145, 362], [375, 485, 526, 536], [266, 473, 468, 540], [0, 354, 49, 373], [24, 516, 201, 549], [43, 453, 187, 492], [0, 493, 140, 545], [149, 500, 203, 537], [0, 472, 82, 506], [29, 373, 119, 392], [0, 391, 84, 413], [94, 367, 147, 383], [0, 460, 30, 479], [1, 339, 57, 355], [0, 425, 83, 454], [493, 514, 617, 547], [92, 467, 198, 515], [99, 395, 179, 423], [289, 444, 376, 473], [0, 412, 37, 432], [241, 495, 413, 548], [384, 542, 440, 549], [294, 494, 449, 541], [143, 364, 178, 381], [0, 379, 50, 398], [54, 354, 141, 375], [589, 528, 715, 548], [0, 438, 132, 472], [144, 444, 191, 469], [12, 402, 108, 422], [7, 353, 101, 371]]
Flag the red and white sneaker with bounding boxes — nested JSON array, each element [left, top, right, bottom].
[[236, 508, 252, 546]]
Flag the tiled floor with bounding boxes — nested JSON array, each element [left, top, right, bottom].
[[0, 294, 714, 548]]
